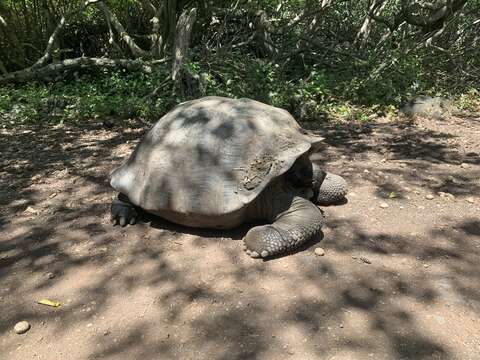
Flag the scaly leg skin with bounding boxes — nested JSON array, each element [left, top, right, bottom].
[[111, 193, 139, 227], [243, 196, 325, 258], [312, 163, 348, 205]]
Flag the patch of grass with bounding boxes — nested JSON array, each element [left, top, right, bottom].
[[455, 88, 480, 112]]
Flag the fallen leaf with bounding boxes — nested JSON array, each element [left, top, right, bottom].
[[37, 299, 62, 307]]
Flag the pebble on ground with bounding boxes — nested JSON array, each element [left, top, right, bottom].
[[14, 321, 31, 334]]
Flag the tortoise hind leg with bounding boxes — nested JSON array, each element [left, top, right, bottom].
[[111, 193, 139, 226]]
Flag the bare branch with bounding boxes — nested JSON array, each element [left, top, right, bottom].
[[32, 0, 102, 69], [0, 57, 168, 85], [368, 1, 396, 32], [0, 60, 7, 75], [403, 0, 467, 29], [356, 0, 388, 47], [95, 1, 147, 58], [294, 35, 369, 64], [104, 8, 125, 57]]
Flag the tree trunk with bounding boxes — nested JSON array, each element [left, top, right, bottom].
[[0, 13, 26, 68], [172, 7, 197, 81], [171, 7, 201, 98], [254, 10, 277, 58]]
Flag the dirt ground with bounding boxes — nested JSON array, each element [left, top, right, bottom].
[[1, 110, 479, 360]]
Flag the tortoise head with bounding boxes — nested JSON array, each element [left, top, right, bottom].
[[286, 154, 314, 188]]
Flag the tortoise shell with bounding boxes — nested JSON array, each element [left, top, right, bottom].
[[110, 96, 322, 218]]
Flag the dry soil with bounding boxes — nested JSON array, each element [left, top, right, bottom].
[[1, 112, 479, 360]]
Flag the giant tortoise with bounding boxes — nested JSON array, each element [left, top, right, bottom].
[[110, 96, 347, 258]]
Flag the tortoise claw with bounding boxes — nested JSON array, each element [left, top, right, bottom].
[[111, 196, 139, 227], [244, 247, 261, 259]]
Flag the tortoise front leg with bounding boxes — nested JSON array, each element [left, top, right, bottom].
[[243, 196, 325, 258], [111, 193, 139, 226], [312, 163, 348, 205]]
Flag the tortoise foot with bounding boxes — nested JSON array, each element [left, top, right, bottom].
[[243, 225, 289, 259], [314, 172, 348, 205], [111, 195, 139, 227]]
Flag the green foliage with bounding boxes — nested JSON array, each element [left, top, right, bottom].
[[456, 89, 480, 112], [1, 0, 478, 125], [0, 67, 174, 126]]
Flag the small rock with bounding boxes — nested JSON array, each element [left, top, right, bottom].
[[425, 194, 434, 200], [14, 321, 31, 334], [363, 169, 370, 174], [460, 163, 469, 169], [314, 247, 326, 256], [46, 272, 55, 279], [360, 256, 371, 264], [467, 197, 475, 204], [23, 206, 37, 215], [380, 203, 389, 209], [446, 175, 458, 183], [438, 191, 455, 199], [423, 264, 430, 268]]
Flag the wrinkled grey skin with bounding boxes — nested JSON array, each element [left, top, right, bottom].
[[110, 97, 347, 258]]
